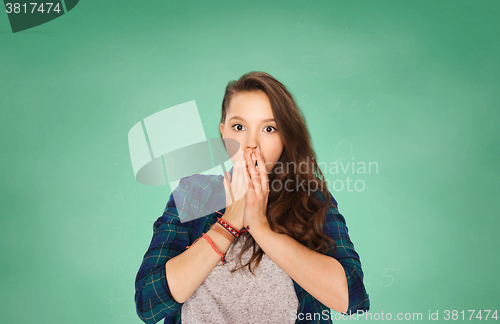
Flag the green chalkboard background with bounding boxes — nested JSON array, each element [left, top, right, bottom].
[[1, 0, 499, 323]]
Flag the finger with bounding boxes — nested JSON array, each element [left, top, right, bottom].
[[255, 147, 269, 193], [232, 150, 243, 175], [234, 150, 248, 201], [251, 150, 258, 169], [251, 152, 263, 193], [245, 152, 262, 193], [243, 158, 253, 193], [223, 171, 235, 205], [231, 149, 245, 200], [250, 152, 261, 180]]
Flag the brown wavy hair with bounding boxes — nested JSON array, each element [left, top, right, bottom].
[[220, 71, 338, 275]]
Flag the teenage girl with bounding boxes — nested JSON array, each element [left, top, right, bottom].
[[135, 71, 370, 324]]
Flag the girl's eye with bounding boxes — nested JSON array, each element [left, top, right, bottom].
[[232, 124, 245, 131], [264, 126, 277, 133]]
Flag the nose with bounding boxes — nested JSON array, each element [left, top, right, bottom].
[[245, 141, 258, 153], [244, 133, 258, 155]]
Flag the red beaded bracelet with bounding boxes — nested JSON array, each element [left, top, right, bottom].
[[216, 211, 249, 236]]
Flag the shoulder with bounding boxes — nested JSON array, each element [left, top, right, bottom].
[[311, 188, 339, 211]]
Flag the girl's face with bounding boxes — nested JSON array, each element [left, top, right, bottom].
[[220, 90, 284, 174]]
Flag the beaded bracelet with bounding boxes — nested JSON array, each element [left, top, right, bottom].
[[216, 211, 249, 236]]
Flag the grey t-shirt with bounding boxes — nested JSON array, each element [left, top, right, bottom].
[[181, 233, 300, 324]]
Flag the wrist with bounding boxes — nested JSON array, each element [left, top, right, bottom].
[[221, 212, 243, 231], [211, 222, 235, 243], [205, 228, 231, 254], [248, 218, 271, 235]]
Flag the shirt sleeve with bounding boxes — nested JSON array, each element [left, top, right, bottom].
[[322, 193, 370, 316], [134, 187, 195, 324]]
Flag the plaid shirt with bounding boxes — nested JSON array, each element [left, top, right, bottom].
[[135, 171, 370, 324]]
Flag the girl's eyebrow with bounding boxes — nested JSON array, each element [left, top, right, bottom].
[[228, 116, 275, 123]]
